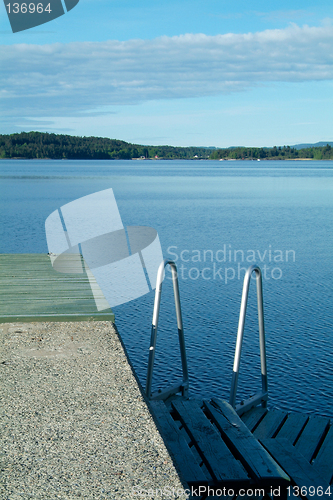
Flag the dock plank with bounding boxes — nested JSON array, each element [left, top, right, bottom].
[[253, 410, 287, 440], [241, 407, 268, 432], [0, 254, 114, 323], [205, 399, 290, 488], [295, 416, 330, 463], [312, 425, 333, 484], [261, 438, 329, 500], [276, 413, 308, 444], [172, 399, 249, 485], [149, 400, 208, 487], [150, 400, 333, 496]]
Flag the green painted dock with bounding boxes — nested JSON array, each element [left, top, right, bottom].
[[0, 254, 114, 323]]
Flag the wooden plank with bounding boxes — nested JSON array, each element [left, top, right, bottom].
[[253, 410, 287, 440], [0, 254, 114, 323], [295, 416, 330, 463], [312, 425, 333, 484], [172, 399, 249, 485], [241, 407, 268, 433], [205, 399, 290, 488], [0, 312, 114, 323], [276, 413, 308, 445], [261, 438, 329, 500], [149, 401, 208, 486], [1, 300, 111, 310]]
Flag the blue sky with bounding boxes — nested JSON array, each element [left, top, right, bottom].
[[1, 0, 333, 147]]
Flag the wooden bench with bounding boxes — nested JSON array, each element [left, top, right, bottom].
[[149, 398, 290, 498]]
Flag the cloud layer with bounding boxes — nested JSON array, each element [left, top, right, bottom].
[[1, 23, 333, 122]]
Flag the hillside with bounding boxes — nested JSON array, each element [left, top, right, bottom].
[[292, 142, 333, 150], [1, 132, 333, 160], [0, 132, 211, 160], [210, 145, 333, 160]]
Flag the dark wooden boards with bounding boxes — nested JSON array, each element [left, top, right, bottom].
[[206, 399, 290, 489], [295, 415, 330, 462], [275, 412, 308, 444], [261, 438, 330, 500], [0, 254, 114, 323], [172, 399, 249, 485], [253, 410, 287, 440], [150, 398, 291, 497], [241, 407, 267, 432], [312, 425, 333, 483], [150, 398, 333, 499], [149, 400, 208, 487], [240, 407, 333, 499]]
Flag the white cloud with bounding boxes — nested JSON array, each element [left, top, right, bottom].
[[1, 23, 333, 125], [255, 9, 315, 22]]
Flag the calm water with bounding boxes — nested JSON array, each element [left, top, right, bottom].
[[1, 159, 332, 417]]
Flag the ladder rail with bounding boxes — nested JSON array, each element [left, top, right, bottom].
[[229, 265, 268, 414], [145, 259, 189, 401]]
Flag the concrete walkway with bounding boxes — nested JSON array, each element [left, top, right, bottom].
[[0, 321, 185, 499]]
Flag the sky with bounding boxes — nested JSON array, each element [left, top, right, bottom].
[[1, 0, 333, 147]]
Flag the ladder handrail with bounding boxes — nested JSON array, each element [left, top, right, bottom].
[[145, 259, 189, 401], [229, 265, 268, 414]]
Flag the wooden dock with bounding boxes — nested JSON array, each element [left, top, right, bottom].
[[149, 398, 333, 500], [0, 254, 114, 323], [2, 254, 332, 499], [243, 405, 333, 497]]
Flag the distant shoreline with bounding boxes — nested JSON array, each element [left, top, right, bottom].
[[1, 157, 332, 161], [1, 132, 333, 161]]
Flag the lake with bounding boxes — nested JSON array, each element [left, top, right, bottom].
[[1, 159, 332, 417]]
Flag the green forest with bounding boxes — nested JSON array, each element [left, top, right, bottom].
[[0, 132, 211, 160], [1, 132, 333, 160], [210, 145, 333, 160]]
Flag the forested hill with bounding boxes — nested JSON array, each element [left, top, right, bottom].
[[210, 145, 333, 160], [0, 132, 211, 160], [0, 132, 333, 160]]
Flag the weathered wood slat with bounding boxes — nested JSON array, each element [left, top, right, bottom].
[[1, 296, 103, 304], [253, 410, 287, 440], [295, 416, 330, 463], [150, 399, 333, 497], [149, 401, 208, 486], [1, 301, 113, 313], [261, 438, 329, 500], [275, 413, 308, 444], [1, 312, 114, 322], [312, 425, 333, 484], [0, 254, 114, 323], [205, 399, 290, 488], [1, 293, 97, 299], [0, 282, 95, 290], [172, 399, 249, 485], [175, 418, 209, 472], [241, 407, 268, 432]]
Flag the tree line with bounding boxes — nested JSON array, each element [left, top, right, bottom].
[[0, 132, 211, 160], [210, 145, 333, 160], [0, 132, 332, 160]]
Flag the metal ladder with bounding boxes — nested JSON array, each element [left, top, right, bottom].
[[230, 264, 268, 415], [145, 259, 189, 401], [145, 261, 268, 413]]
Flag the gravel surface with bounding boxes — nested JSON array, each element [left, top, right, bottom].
[[0, 321, 186, 500]]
